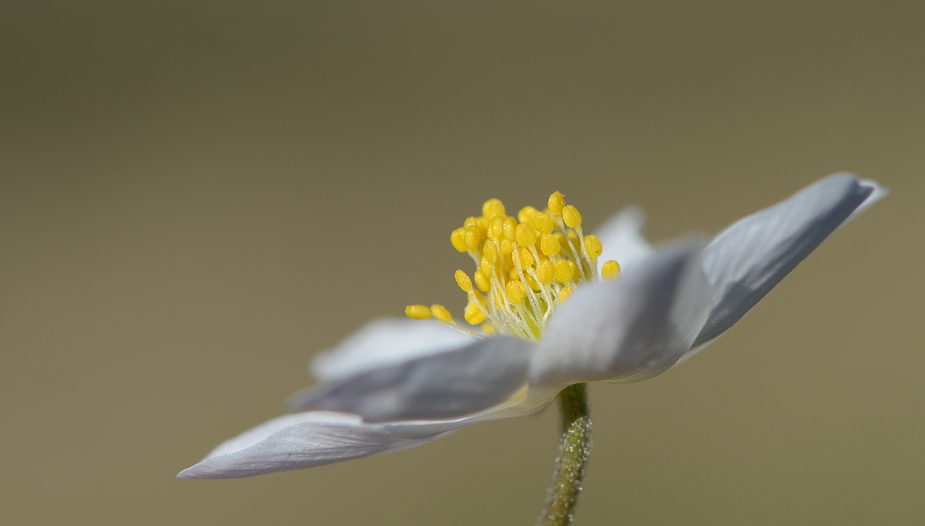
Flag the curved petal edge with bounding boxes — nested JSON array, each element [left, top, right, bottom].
[[693, 173, 883, 347], [177, 412, 462, 479]]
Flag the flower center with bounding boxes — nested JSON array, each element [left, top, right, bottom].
[[406, 192, 621, 341]]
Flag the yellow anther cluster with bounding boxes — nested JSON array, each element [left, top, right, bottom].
[[409, 192, 621, 339]]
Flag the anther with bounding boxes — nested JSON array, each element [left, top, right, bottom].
[[466, 226, 482, 250], [547, 191, 566, 214], [405, 305, 432, 319], [515, 223, 538, 247], [518, 206, 539, 224], [540, 233, 561, 256], [505, 280, 526, 304], [558, 287, 574, 302], [488, 216, 504, 240], [455, 270, 473, 292], [482, 198, 506, 220], [502, 217, 517, 241], [562, 205, 582, 228], [465, 226, 481, 251], [474, 269, 491, 292], [431, 304, 453, 322], [450, 228, 468, 252], [519, 246, 535, 266], [479, 258, 492, 280], [464, 301, 487, 325], [554, 260, 574, 283], [536, 260, 555, 284], [531, 212, 555, 235], [602, 260, 621, 280], [584, 234, 603, 258], [482, 239, 498, 262]]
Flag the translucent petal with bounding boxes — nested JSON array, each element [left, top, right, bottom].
[[693, 173, 880, 347], [177, 411, 463, 479], [847, 178, 888, 222], [593, 205, 655, 275], [529, 238, 711, 387], [311, 318, 476, 382], [292, 336, 534, 422]]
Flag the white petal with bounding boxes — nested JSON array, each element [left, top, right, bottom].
[[291, 336, 534, 422], [311, 318, 477, 382], [594, 205, 655, 275], [848, 178, 888, 222], [693, 173, 881, 347], [529, 238, 711, 387], [177, 411, 464, 479]]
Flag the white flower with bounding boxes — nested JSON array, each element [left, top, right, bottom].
[[179, 174, 884, 479]]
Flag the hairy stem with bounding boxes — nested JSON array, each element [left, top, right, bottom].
[[537, 383, 592, 526]]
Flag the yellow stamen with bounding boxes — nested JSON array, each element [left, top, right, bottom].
[[558, 287, 574, 302], [474, 269, 491, 292], [455, 270, 473, 292], [405, 305, 432, 319], [483, 239, 498, 263], [411, 192, 620, 340], [465, 226, 481, 251], [515, 223, 538, 247], [482, 198, 506, 220], [536, 259, 555, 284], [502, 216, 517, 241], [464, 301, 487, 325], [519, 246, 535, 267], [540, 234, 561, 256], [547, 191, 566, 214], [450, 228, 468, 252], [505, 280, 526, 304], [584, 234, 602, 258], [531, 212, 555, 235], [554, 260, 574, 283], [431, 304, 453, 322], [518, 206, 539, 224], [488, 215, 504, 240], [562, 205, 582, 228], [602, 260, 621, 280]]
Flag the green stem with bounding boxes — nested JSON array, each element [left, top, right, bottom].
[[537, 383, 592, 526]]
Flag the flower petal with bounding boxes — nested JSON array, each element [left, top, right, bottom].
[[311, 318, 477, 382], [692, 174, 881, 347], [529, 237, 712, 387], [177, 411, 462, 479], [847, 178, 888, 222], [594, 205, 655, 275], [290, 336, 534, 422]]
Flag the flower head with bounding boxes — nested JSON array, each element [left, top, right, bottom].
[[179, 174, 884, 479]]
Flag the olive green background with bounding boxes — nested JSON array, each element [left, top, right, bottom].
[[1, 1, 921, 525]]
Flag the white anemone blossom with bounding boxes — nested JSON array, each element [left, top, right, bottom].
[[179, 174, 884, 479]]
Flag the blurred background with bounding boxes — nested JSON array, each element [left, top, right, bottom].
[[1, 1, 921, 524]]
